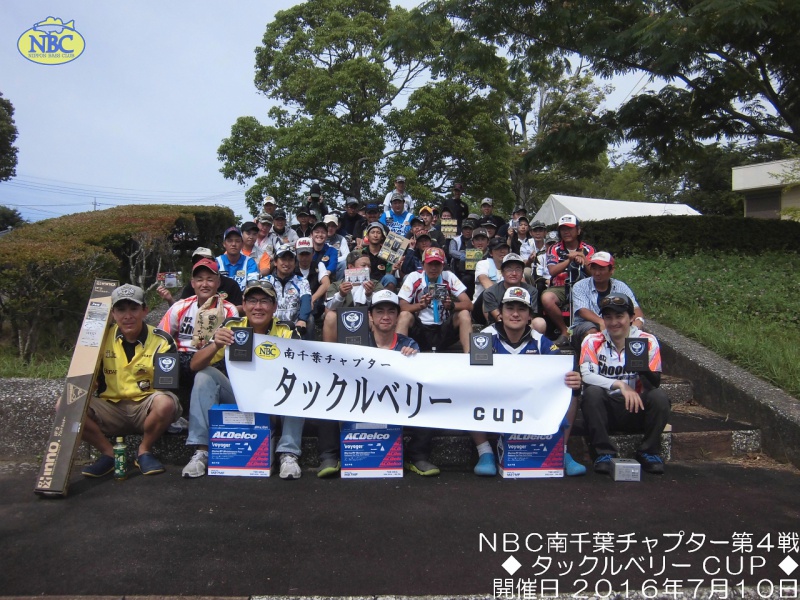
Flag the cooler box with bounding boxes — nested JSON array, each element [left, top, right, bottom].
[[209, 404, 274, 477], [497, 432, 565, 479], [340, 422, 403, 479]]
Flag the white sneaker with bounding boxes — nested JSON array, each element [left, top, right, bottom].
[[279, 453, 301, 480], [182, 449, 208, 478], [168, 417, 189, 434]]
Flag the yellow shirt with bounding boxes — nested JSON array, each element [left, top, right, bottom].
[[208, 316, 295, 365]]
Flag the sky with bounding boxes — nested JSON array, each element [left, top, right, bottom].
[[0, 2, 647, 224]]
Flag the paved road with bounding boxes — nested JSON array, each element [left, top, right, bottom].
[[1, 460, 799, 598]]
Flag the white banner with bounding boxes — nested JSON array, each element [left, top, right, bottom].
[[227, 335, 573, 435]]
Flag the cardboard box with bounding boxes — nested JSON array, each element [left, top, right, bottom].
[[35, 279, 118, 497], [341, 422, 403, 478], [209, 404, 274, 477], [611, 458, 641, 482], [497, 432, 565, 479]]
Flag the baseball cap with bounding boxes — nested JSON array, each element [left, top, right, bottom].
[[501, 253, 525, 268], [513, 206, 527, 214], [366, 222, 385, 234], [453, 182, 464, 192], [345, 197, 359, 207], [419, 205, 434, 215], [480, 219, 498, 230], [599, 293, 634, 316], [365, 203, 380, 214], [423, 247, 446, 263], [589, 251, 614, 267], [257, 212, 273, 224], [501, 286, 533, 309], [192, 247, 214, 260], [192, 258, 219, 275], [410, 216, 424, 226], [369, 289, 400, 310], [488, 237, 510, 252], [558, 214, 579, 228], [309, 183, 321, 198], [295, 237, 314, 254], [472, 227, 489, 239], [546, 231, 559, 244], [530, 220, 546, 230], [112, 284, 145, 308], [240, 221, 259, 233], [273, 209, 287, 220], [311, 220, 328, 232], [263, 195, 277, 205], [462, 219, 476, 230], [415, 231, 432, 241], [323, 214, 339, 225], [390, 192, 405, 203], [296, 207, 310, 217], [274, 243, 296, 258], [243, 279, 277, 300], [395, 175, 406, 182], [223, 226, 242, 240], [481, 197, 493, 206]]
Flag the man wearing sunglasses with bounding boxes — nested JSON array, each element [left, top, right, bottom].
[[182, 280, 305, 480], [579, 293, 670, 475]]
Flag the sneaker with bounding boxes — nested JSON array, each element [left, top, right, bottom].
[[473, 452, 497, 477], [317, 459, 340, 479], [81, 454, 115, 478], [593, 454, 613, 474], [405, 459, 440, 476], [182, 449, 209, 479], [135, 452, 166, 476], [564, 452, 587, 477], [167, 417, 189, 434], [279, 454, 302, 480], [553, 334, 570, 347], [636, 452, 665, 474]]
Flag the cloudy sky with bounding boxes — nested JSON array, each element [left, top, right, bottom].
[[0, 2, 643, 224]]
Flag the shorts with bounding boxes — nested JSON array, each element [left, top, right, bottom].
[[89, 392, 182, 436], [543, 285, 568, 307], [409, 315, 460, 352]]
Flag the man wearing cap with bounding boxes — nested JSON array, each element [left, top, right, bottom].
[[497, 205, 528, 239], [323, 215, 349, 279], [441, 182, 470, 232], [362, 222, 399, 291], [262, 194, 278, 216], [383, 174, 414, 213], [292, 207, 314, 239], [159, 247, 243, 309], [266, 244, 314, 339], [580, 293, 670, 475], [521, 220, 550, 291], [474, 237, 510, 305], [254, 212, 274, 252], [271, 210, 299, 248], [542, 214, 595, 345], [481, 253, 546, 333], [479, 218, 499, 241], [479, 198, 506, 231], [380, 192, 414, 237], [158, 258, 238, 390], [397, 246, 473, 353], [400, 230, 433, 277], [469, 286, 584, 477], [216, 227, 260, 292], [338, 198, 366, 242], [310, 220, 339, 279], [322, 251, 380, 343], [570, 251, 645, 350], [80, 285, 181, 478], [304, 182, 328, 223], [295, 237, 331, 324], [418, 205, 446, 248], [183, 280, 305, 479]]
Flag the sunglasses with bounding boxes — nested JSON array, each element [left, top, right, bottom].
[[599, 296, 631, 309]]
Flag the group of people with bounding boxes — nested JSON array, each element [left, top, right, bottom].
[[77, 180, 671, 483]]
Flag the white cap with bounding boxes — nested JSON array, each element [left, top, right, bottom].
[[295, 238, 313, 254], [369, 289, 399, 309], [263, 195, 277, 205], [481, 197, 493, 206], [501, 286, 532, 308], [323, 214, 339, 225], [558, 214, 578, 228]]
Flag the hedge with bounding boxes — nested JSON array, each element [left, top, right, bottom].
[[580, 215, 800, 257]]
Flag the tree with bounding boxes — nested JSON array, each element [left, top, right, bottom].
[[429, 0, 800, 171], [0, 205, 25, 230], [0, 92, 19, 182]]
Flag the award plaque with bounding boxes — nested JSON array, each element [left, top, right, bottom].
[[337, 307, 370, 346], [153, 352, 180, 389], [624, 337, 649, 372], [229, 327, 254, 361], [470, 332, 493, 366]]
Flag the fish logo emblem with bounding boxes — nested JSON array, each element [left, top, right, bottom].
[[629, 341, 646, 356], [18, 17, 86, 65], [341, 310, 364, 333], [473, 335, 489, 350], [158, 357, 176, 372]]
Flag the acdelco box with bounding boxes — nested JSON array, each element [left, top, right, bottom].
[[209, 404, 274, 477], [497, 432, 565, 479], [340, 422, 403, 478]]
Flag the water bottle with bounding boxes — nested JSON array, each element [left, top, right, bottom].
[[113, 437, 127, 481]]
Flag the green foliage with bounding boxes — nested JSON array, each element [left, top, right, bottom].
[[0, 346, 70, 379], [583, 215, 800, 258], [0, 205, 25, 230], [0, 91, 18, 182], [781, 207, 800, 221], [618, 253, 800, 398]]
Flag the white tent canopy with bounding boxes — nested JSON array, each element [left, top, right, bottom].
[[532, 194, 701, 225]]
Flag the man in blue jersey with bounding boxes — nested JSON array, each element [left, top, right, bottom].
[[380, 192, 414, 237], [316, 290, 440, 478], [469, 286, 585, 477], [216, 227, 259, 292]]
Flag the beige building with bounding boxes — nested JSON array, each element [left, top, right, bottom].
[[732, 159, 800, 218]]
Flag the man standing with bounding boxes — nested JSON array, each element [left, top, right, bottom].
[[479, 198, 506, 231], [324, 214, 350, 279], [580, 293, 670, 475], [570, 251, 645, 350], [541, 214, 595, 345], [470, 287, 584, 477], [383, 174, 414, 213], [338, 197, 366, 241], [216, 227, 259, 292], [441, 182, 470, 232], [183, 280, 304, 479], [304, 183, 328, 223], [80, 285, 180, 478], [262, 194, 278, 216], [418, 205, 446, 248]]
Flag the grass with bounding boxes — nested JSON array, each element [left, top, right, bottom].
[[0, 346, 71, 379], [617, 251, 800, 399]]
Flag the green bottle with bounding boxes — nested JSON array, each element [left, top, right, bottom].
[[113, 436, 127, 481]]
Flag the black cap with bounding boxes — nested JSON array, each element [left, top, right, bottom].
[[240, 221, 259, 233], [309, 183, 321, 198], [599, 293, 635, 316], [296, 208, 310, 217], [488, 237, 510, 252], [311, 220, 327, 232], [274, 209, 287, 220]]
